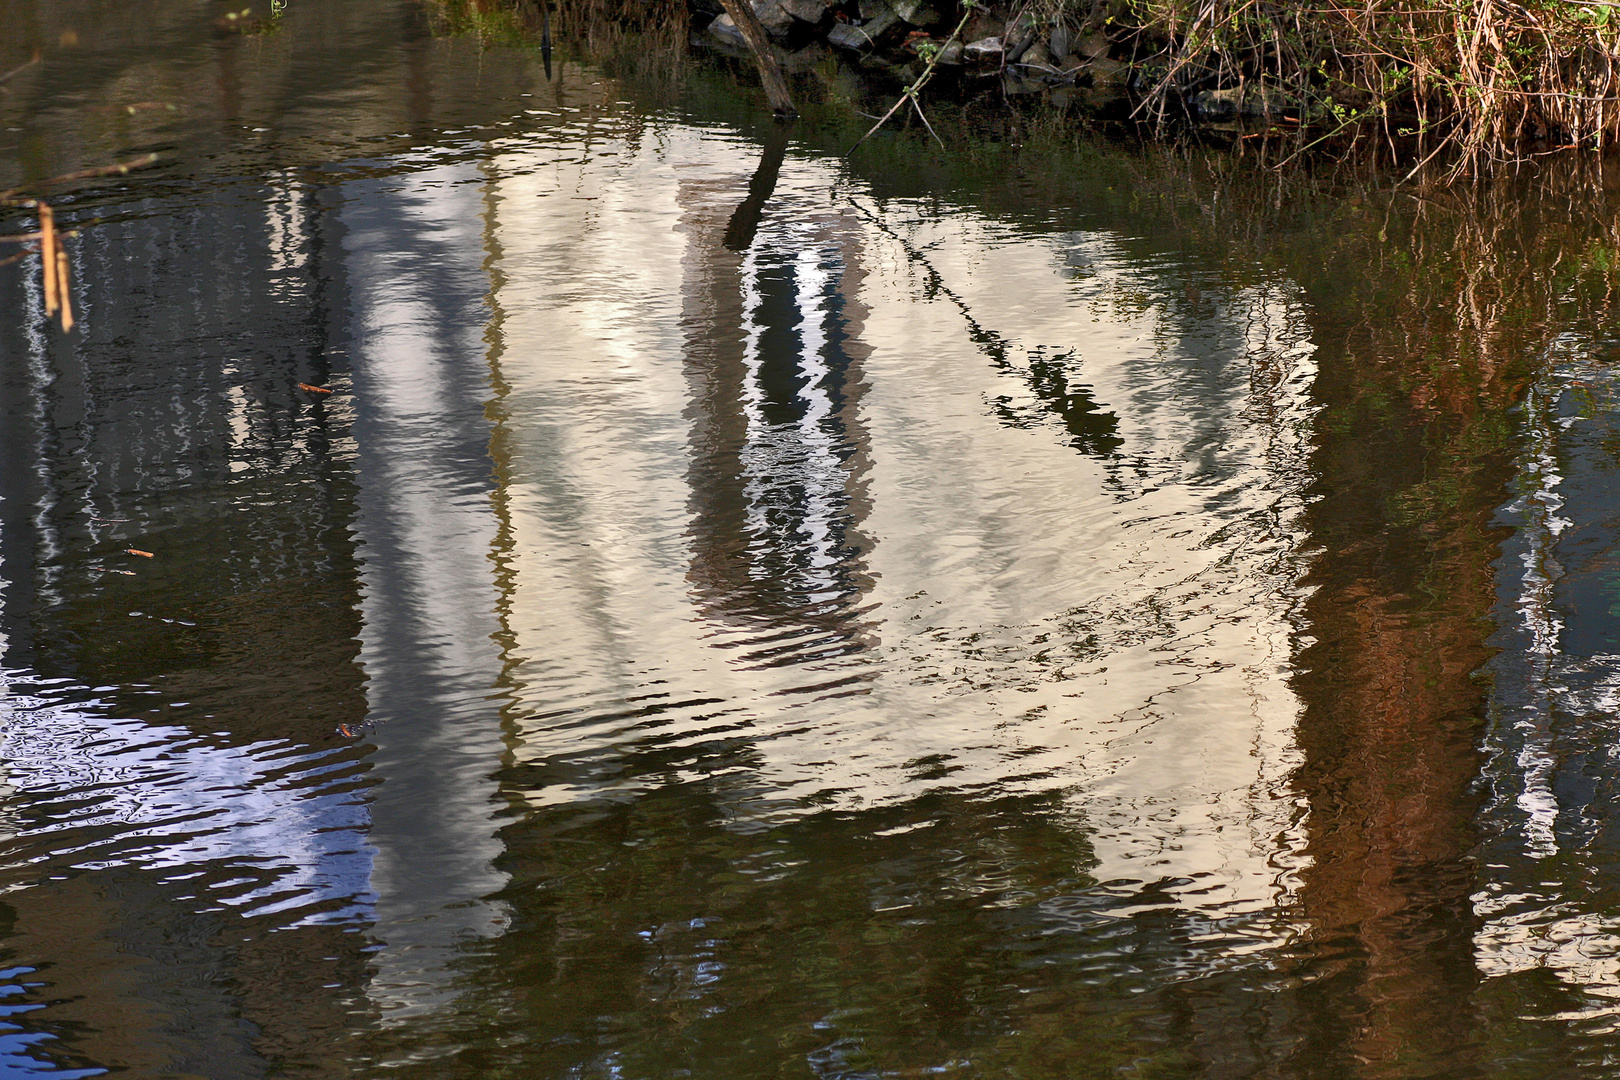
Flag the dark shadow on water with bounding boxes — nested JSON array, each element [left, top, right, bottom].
[[722, 119, 792, 252]]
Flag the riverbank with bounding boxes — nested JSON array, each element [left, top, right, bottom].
[[438, 0, 1620, 175], [703, 0, 1620, 172]]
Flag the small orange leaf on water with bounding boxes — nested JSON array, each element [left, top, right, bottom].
[[298, 383, 333, 394], [125, 549, 154, 558]]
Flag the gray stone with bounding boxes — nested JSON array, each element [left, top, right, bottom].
[[782, 40, 831, 70], [777, 0, 830, 23], [753, 0, 796, 39], [962, 35, 1003, 60], [1076, 33, 1109, 59], [828, 6, 899, 50], [963, 13, 1003, 40], [889, 0, 941, 26], [707, 13, 747, 48], [1190, 84, 1291, 120], [1048, 23, 1069, 60], [1088, 56, 1127, 85], [909, 37, 963, 63], [705, 1, 797, 42]]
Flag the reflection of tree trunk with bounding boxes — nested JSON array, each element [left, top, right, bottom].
[[1288, 346, 1522, 1076], [717, 0, 797, 116], [723, 120, 792, 252]]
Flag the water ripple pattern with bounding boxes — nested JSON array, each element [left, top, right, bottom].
[[0, 672, 375, 924]]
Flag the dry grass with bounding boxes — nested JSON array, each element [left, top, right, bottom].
[[1114, 0, 1620, 175]]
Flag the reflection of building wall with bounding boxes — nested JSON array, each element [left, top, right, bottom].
[[1473, 349, 1620, 1041], [0, 144, 518, 1068], [847, 229, 1316, 915], [677, 175, 878, 661], [0, 0, 554, 190], [1277, 293, 1526, 1073], [0, 170, 381, 1075]]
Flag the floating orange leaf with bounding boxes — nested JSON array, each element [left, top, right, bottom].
[[298, 383, 333, 394], [125, 548, 154, 558]]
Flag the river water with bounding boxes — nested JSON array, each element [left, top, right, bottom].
[[4, 2, 1620, 1076]]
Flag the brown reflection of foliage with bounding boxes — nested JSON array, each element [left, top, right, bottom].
[[1270, 160, 1620, 1075]]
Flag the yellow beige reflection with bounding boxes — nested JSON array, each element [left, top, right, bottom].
[[482, 125, 1316, 923]]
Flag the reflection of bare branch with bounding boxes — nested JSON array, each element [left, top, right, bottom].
[[0, 53, 40, 89], [842, 193, 1013, 367], [842, 194, 1121, 456]]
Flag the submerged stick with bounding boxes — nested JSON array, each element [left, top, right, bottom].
[[23, 200, 73, 331], [0, 152, 158, 202], [0, 53, 39, 90], [56, 243, 73, 332]]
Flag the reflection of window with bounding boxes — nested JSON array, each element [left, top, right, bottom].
[[737, 239, 859, 597]]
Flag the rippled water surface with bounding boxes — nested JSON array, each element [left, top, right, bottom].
[[7, 1, 1620, 1076]]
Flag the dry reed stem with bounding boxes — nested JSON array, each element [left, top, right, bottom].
[[1, 154, 157, 333], [55, 243, 73, 332], [0, 152, 159, 202], [38, 201, 58, 321], [1123, 0, 1620, 174]]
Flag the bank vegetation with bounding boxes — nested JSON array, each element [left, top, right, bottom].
[[443, 0, 1620, 176]]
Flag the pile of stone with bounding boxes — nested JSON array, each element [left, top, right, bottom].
[[696, 0, 1132, 97], [695, 0, 1314, 127]]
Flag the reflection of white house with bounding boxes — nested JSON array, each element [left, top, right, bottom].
[[0, 175, 377, 919], [482, 124, 1319, 926]]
